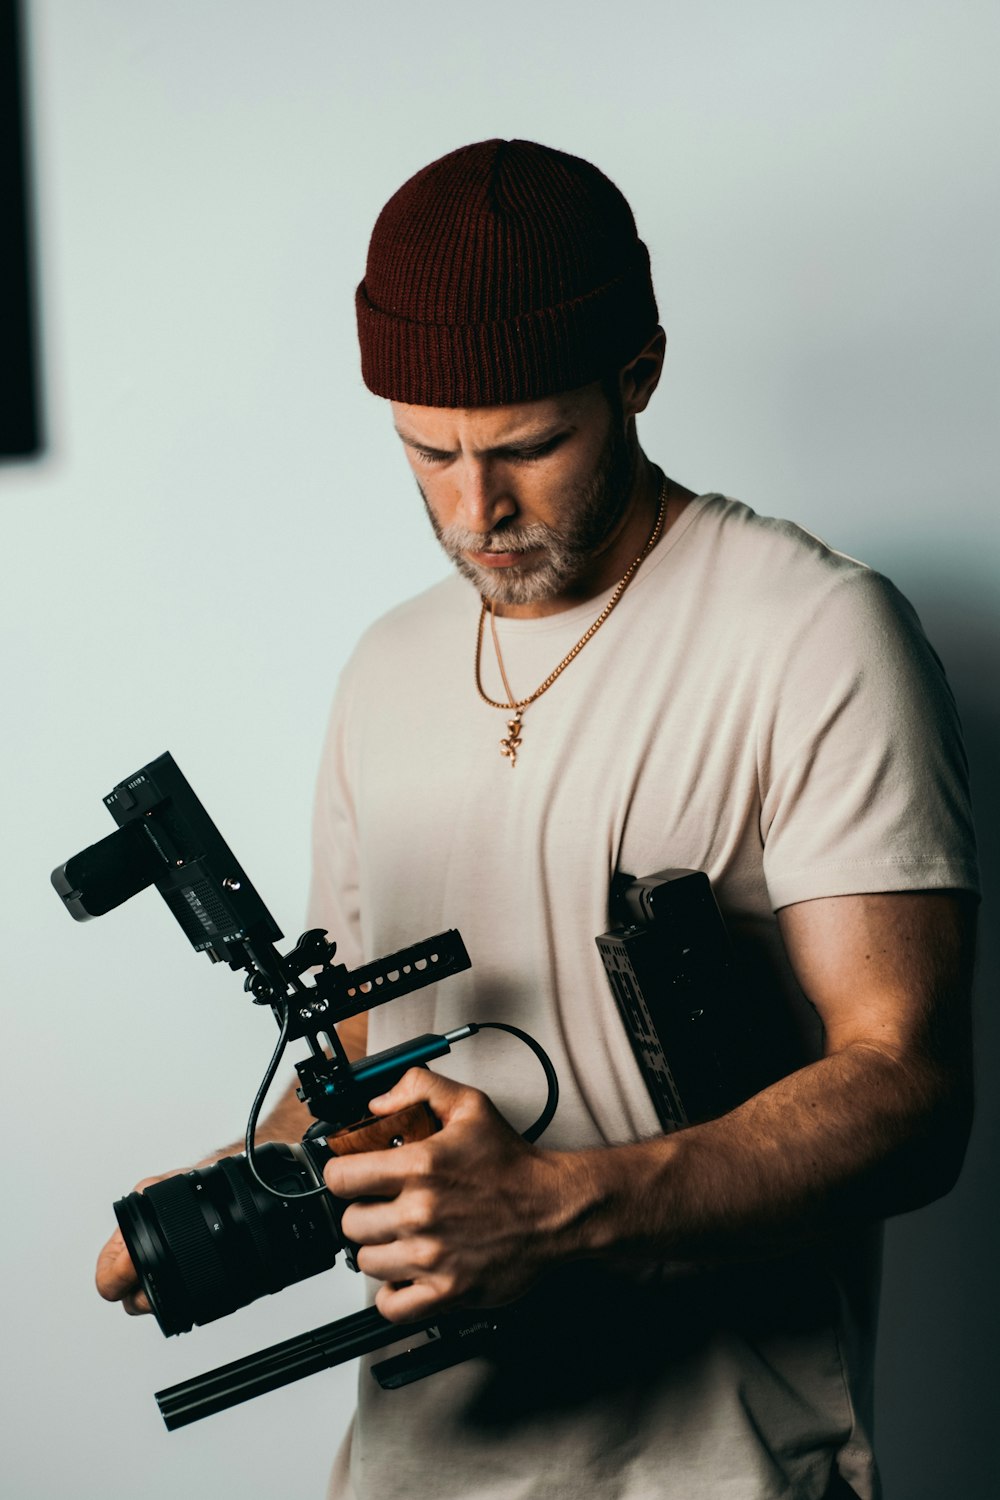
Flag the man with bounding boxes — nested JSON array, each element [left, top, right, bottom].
[[98, 140, 979, 1500]]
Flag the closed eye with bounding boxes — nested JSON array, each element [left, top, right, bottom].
[[409, 445, 452, 465], [399, 429, 572, 465], [497, 435, 568, 463]]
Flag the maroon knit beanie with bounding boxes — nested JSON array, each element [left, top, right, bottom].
[[356, 139, 658, 407]]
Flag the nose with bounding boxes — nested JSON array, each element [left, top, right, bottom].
[[455, 460, 517, 535]]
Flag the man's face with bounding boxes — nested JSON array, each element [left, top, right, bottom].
[[391, 382, 635, 613]]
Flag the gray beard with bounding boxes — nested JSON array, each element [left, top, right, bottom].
[[420, 419, 636, 607]]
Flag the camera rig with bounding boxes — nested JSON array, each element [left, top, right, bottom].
[[53, 756, 789, 1433], [52, 752, 558, 1429]]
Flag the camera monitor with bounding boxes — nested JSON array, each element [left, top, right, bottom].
[[51, 752, 283, 969]]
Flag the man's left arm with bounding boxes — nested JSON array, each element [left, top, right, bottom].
[[324, 890, 976, 1322]]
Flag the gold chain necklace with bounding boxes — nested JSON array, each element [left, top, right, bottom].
[[475, 474, 668, 766]]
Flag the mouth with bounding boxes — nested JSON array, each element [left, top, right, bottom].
[[467, 548, 542, 569]]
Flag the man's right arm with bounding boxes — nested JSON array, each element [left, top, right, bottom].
[[94, 1013, 370, 1313]]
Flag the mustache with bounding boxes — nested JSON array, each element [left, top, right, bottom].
[[437, 521, 554, 554]]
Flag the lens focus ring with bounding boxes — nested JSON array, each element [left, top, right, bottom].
[[144, 1173, 236, 1326], [217, 1155, 282, 1288]]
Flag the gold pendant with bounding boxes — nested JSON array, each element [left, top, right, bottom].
[[499, 711, 522, 767]]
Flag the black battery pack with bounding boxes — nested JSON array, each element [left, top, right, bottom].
[[597, 869, 789, 1131]]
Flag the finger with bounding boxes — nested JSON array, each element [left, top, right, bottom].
[[367, 1066, 471, 1120], [355, 1241, 429, 1283], [374, 1277, 459, 1324], [323, 1139, 429, 1200], [122, 1287, 153, 1316], [340, 1198, 405, 1246], [95, 1229, 139, 1303]]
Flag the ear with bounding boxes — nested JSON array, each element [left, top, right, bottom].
[[618, 326, 666, 419]]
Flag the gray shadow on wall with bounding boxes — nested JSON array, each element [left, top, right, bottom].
[[873, 578, 999, 1500]]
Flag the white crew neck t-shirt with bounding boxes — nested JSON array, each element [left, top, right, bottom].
[[308, 495, 978, 1500]]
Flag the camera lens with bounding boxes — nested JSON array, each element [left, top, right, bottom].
[[114, 1143, 343, 1336]]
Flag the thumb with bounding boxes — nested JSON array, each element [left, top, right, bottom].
[[95, 1227, 138, 1303], [366, 1065, 469, 1121]]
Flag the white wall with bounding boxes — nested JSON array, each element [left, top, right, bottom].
[[2, 2, 997, 1496]]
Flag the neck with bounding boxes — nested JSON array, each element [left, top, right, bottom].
[[493, 454, 693, 620]]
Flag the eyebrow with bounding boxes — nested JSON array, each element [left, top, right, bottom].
[[393, 423, 575, 459]]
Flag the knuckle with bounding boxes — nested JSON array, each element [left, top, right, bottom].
[[431, 1270, 462, 1305], [405, 1142, 436, 1180], [401, 1189, 436, 1234], [387, 1067, 425, 1101], [409, 1237, 442, 1273], [375, 1285, 407, 1323], [466, 1087, 490, 1118]]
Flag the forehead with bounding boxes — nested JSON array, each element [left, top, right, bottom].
[[391, 383, 606, 450]]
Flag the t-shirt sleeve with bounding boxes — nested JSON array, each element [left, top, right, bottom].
[[306, 662, 365, 970], [758, 568, 979, 909]]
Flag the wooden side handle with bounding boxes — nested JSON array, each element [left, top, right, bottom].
[[322, 1102, 439, 1157]]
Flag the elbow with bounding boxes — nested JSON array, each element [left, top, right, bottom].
[[885, 1073, 974, 1216], [920, 1087, 974, 1204]]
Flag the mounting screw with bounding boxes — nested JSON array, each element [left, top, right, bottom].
[[223, 877, 242, 891]]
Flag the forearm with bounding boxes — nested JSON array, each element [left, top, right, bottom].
[[230, 1079, 315, 1150], [324, 895, 974, 1319], [217, 1016, 370, 1156], [546, 1040, 971, 1270]]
